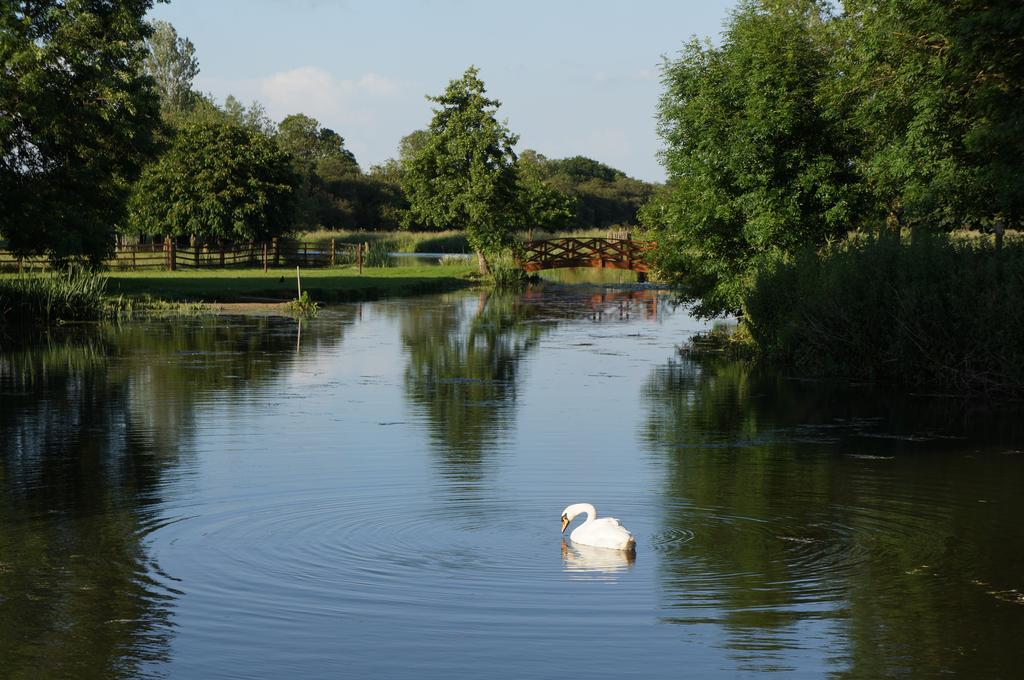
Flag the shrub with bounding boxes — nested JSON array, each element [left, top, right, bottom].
[[745, 234, 1024, 395], [0, 269, 108, 326]]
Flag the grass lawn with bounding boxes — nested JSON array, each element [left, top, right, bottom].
[[103, 264, 479, 303]]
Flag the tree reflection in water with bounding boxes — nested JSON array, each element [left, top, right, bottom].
[[399, 291, 550, 487], [0, 315, 348, 679], [642, 353, 1024, 676]]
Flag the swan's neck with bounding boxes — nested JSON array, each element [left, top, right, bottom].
[[571, 503, 597, 526]]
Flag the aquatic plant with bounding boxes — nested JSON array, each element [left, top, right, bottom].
[[286, 290, 319, 318], [0, 269, 107, 325]]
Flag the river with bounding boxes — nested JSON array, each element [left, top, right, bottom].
[[1, 284, 1022, 679]]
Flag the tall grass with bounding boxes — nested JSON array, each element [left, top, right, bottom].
[[745, 233, 1024, 396], [300, 229, 470, 254], [0, 269, 109, 326]]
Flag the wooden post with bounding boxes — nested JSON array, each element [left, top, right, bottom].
[[331, 239, 336, 266], [164, 237, 170, 271], [169, 239, 177, 271], [195, 239, 202, 269], [296, 266, 302, 299], [131, 244, 136, 271], [219, 240, 226, 267], [263, 242, 268, 271]]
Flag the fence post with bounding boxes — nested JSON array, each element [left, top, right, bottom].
[[263, 242, 268, 271], [195, 239, 202, 270], [331, 239, 336, 267], [219, 240, 226, 267], [170, 239, 177, 271]]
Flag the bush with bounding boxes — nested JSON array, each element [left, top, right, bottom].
[[487, 250, 528, 290], [745, 234, 1024, 395], [0, 269, 108, 326]]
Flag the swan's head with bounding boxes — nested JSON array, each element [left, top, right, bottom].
[[560, 503, 591, 533]]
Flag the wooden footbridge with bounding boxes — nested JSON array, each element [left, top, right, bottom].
[[519, 237, 655, 279]]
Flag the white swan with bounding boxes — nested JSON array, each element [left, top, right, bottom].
[[560, 502, 636, 552]]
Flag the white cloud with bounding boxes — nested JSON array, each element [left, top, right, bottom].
[[256, 66, 400, 125]]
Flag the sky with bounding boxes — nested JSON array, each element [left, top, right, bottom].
[[148, 0, 737, 183]]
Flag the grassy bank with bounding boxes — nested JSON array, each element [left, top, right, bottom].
[[300, 229, 470, 254], [0, 270, 110, 326], [744, 234, 1024, 396], [103, 264, 478, 303]]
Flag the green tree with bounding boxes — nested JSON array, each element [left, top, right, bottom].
[[128, 119, 298, 242], [223, 95, 275, 136], [835, 0, 1024, 232], [644, 0, 859, 315], [0, 0, 161, 264], [398, 129, 432, 167], [516, 151, 575, 233], [402, 67, 520, 273], [142, 20, 199, 121], [276, 113, 360, 229], [277, 113, 359, 184], [525, 153, 655, 231]]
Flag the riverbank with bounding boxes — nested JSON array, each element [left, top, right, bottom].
[[741, 234, 1024, 397], [0, 265, 479, 329], [103, 264, 479, 304]]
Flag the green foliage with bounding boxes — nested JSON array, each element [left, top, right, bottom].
[[402, 67, 521, 264], [834, 1, 1024, 228], [0, 0, 161, 265], [645, 0, 860, 316], [286, 290, 319, 318], [143, 20, 200, 121], [519, 150, 655, 230], [277, 114, 359, 177], [745, 235, 1024, 395], [222, 95, 275, 136], [128, 118, 299, 242], [0, 270, 108, 326], [276, 113, 362, 230], [487, 250, 528, 290], [516, 153, 575, 232]]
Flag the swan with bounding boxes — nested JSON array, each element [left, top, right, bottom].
[[560, 502, 636, 552]]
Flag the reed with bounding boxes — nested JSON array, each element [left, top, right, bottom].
[[0, 269, 108, 325], [745, 233, 1024, 396]]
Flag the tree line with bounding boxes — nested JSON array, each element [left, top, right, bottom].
[[643, 0, 1023, 316], [1, 5, 654, 267]]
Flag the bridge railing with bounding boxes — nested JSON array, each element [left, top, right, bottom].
[[519, 237, 655, 273]]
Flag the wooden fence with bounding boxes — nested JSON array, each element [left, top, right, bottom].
[[0, 238, 365, 273]]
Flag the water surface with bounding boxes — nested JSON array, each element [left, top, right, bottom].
[[1, 285, 1022, 679]]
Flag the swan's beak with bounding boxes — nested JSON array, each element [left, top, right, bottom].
[[561, 515, 570, 533]]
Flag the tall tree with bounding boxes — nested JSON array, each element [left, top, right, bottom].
[[128, 119, 298, 243], [0, 0, 161, 264], [275, 113, 360, 229], [142, 20, 199, 121], [222, 95, 275, 136], [516, 151, 575, 233], [277, 113, 359, 179], [402, 67, 520, 273], [835, 0, 1024, 231], [644, 0, 860, 315]]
